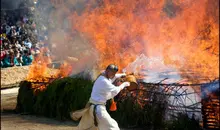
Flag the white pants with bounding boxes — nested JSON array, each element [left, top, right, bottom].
[[77, 105, 120, 130], [95, 105, 120, 130]]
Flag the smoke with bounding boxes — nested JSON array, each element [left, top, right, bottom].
[[1, 0, 23, 10], [1, 0, 103, 80], [201, 81, 219, 99], [13, 0, 216, 80], [34, 0, 219, 80], [30, 0, 102, 80], [162, 0, 182, 18], [124, 54, 182, 83]]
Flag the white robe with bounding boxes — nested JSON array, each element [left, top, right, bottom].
[[70, 73, 126, 130]]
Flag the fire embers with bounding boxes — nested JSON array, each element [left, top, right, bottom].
[[201, 81, 220, 129], [28, 77, 57, 95]]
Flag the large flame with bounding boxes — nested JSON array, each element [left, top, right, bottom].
[[26, 46, 74, 92], [70, 0, 219, 82]]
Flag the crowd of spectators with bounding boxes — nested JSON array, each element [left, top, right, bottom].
[[1, 6, 48, 68], [1, 0, 73, 68]]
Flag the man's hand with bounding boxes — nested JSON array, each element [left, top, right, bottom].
[[119, 81, 130, 90], [122, 82, 130, 87], [121, 73, 126, 78]]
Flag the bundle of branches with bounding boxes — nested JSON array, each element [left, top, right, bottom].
[[16, 80, 36, 114], [16, 76, 203, 129], [16, 76, 93, 120], [16, 76, 168, 127], [33, 77, 93, 120], [108, 83, 169, 129]]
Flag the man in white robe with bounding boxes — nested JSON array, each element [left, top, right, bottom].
[[70, 64, 130, 130]]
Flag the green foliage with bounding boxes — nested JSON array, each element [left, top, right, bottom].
[[16, 81, 36, 114], [16, 78, 202, 129], [108, 94, 168, 129], [34, 77, 93, 120], [166, 113, 203, 130], [16, 77, 93, 120]]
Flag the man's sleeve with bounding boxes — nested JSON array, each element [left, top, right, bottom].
[[111, 73, 126, 83], [103, 80, 122, 100]]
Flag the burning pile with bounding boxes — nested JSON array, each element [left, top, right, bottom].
[[25, 48, 73, 94], [68, 0, 219, 124], [201, 81, 220, 129], [26, 0, 219, 93]]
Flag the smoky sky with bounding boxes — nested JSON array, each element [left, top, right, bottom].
[[1, 0, 24, 10]]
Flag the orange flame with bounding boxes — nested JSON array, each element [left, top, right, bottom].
[[70, 0, 219, 81], [26, 48, 53, 80], [26, 46, 73, 92]]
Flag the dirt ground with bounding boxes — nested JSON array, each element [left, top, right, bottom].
[[1, 113, 78, 130], [1, 87, 79, 130]]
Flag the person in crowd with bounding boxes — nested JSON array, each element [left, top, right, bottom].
[[22, 49, 33, 66], [24, 38, 32, 49], [1, 4, 48, 68], [2, 50, 19, 67], [14, 49, 23, 66], [1, 48, 7, 67], [15, 40, 22, 50]]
